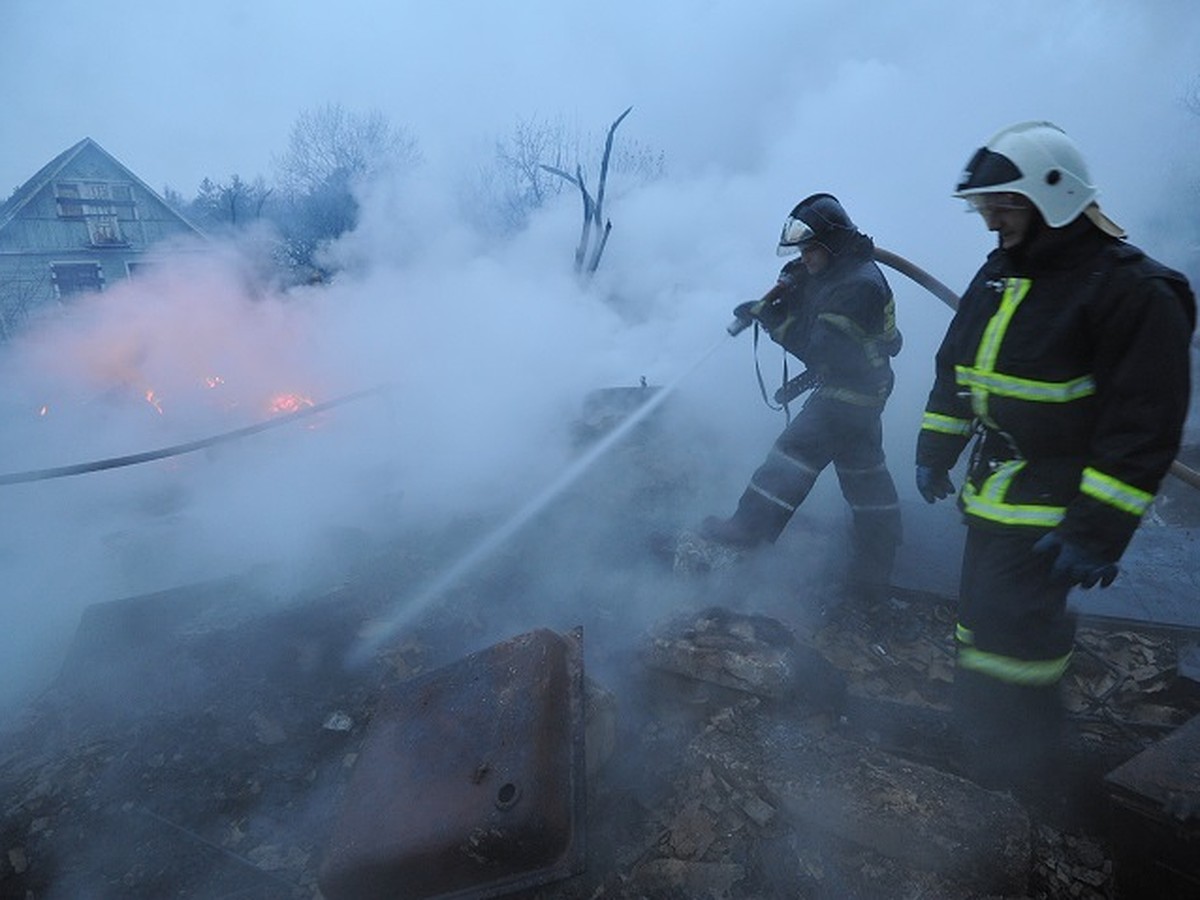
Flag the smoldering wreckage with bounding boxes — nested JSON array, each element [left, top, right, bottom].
[[2, 333, 1200, 899]]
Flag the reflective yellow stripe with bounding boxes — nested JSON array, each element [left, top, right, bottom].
[[956, 623, 974, 645], [955, 367, 1096, 402], [816, 385, 886, 406], [958, 644, 1073, 686], [881, 296, 898, 338], [817, 312, 864, 338], [817, 311, 892, 368], [921, 411, 974, 436], [960, 460, 1066, 527], [955, 278, 1096, 424], [748, 482, 796, 512], [1081, 466, 1153, 517], [969, 278, 1031, 423], [768, 448, 821, 477], [974, 278, 1029, 369]]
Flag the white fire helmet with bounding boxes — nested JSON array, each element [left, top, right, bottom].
[[955, 121, 1124, 236]]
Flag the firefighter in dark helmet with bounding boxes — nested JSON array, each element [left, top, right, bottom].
[[916, 121, 1196, 791], [688, 193, 904, 598]]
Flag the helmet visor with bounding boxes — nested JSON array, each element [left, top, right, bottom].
[[956, 146, 1023, 193], [963, 192, 1032, 216], [777, 216, 815, 256]]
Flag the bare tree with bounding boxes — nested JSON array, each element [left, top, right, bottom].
[[485, 115, 578, 229], [497, 117, 572, 208], [541, 106, 634, 278], [189, 175, 273, 229], [0, 255, 53, 341], [274, 103, 420, 197], [161, 184, 189, 215], [272, 104, 421, 276], [481, 108, 664, 245]]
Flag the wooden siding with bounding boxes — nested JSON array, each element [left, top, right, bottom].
[[0, 138, 204, 339]]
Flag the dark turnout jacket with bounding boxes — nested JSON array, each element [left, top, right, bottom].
[[916, 217, 1196, 560], [759, 233, 901, 407]]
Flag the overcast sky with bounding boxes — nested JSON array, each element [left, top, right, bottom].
[[4, 2, 1199, 210], [2, 0, 1200, 711], [5, 1, 1200, 283]]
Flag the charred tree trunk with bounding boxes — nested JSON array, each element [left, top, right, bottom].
[[541, 106, 633, 281]]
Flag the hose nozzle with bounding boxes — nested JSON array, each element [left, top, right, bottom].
[[727, 316, 753, 336]]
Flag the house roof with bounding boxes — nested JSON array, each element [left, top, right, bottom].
[[0, 137, 202, 235]]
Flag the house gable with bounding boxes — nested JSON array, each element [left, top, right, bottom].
[[0, 138, 206, 339]]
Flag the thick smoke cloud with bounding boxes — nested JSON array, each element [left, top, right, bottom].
[[1, 0, 1198, 713]]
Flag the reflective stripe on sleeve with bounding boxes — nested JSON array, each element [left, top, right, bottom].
[[921, 411, 974, 436], [1080, 466, 1154, 517]]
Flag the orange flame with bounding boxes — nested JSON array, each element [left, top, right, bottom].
[[268, 392, 315, 415], [145, 389, 164, 414]]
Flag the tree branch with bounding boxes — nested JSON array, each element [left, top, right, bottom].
[[586, 220, 613, 276], [593, 106, 631, 231], [573, 164, 595, 273], [539, 164, 580, 187]]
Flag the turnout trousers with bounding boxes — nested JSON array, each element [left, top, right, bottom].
[[953, 525, 1077, 790], [727, 396, 901, 587]]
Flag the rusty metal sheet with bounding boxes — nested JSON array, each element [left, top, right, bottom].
[[319, 627, 586, 900]]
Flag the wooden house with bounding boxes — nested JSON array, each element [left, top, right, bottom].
[[0, 138, 204, 340]]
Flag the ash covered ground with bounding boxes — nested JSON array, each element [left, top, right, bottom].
[[2, 396, 1198, 900]]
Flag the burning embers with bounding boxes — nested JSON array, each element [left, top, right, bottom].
[[35, 375, 318, 423], [267, 391, 316, 416]]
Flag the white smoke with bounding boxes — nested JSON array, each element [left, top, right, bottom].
[[1, 0, 1198, 715]]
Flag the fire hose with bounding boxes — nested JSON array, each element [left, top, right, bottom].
[[0, 385, 389, 487], [728, 246, 1200, 492]]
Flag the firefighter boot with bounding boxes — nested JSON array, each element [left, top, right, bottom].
[[675, 487, 792, 575], [697, 515, 760, 550], [845, 524, 899, 607], [702, 487, 793, 549], [954, 670, 1065, 795]]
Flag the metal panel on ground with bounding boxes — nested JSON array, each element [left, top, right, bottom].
[[319, 627, 587, 900]]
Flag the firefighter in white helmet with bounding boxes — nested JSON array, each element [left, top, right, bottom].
[[916, 121, 1196, 793]]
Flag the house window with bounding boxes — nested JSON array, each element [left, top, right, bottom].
[[51, 262, 104, 298], [54, 181, 135, 241], [110, 183, 138, 222], [86, 216, 125, 245], [126, 260, 156, 278], [55, 182, 84, 218]]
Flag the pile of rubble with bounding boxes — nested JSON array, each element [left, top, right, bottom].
[[3, 562, 1199, 899], [625, 605, 1138, 900], [3, 395, 1197, 899]]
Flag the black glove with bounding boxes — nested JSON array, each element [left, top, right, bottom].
[[1032, 531, 1119, 589], [915, 465, 955, 504], [732, 300, 762, 323]]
